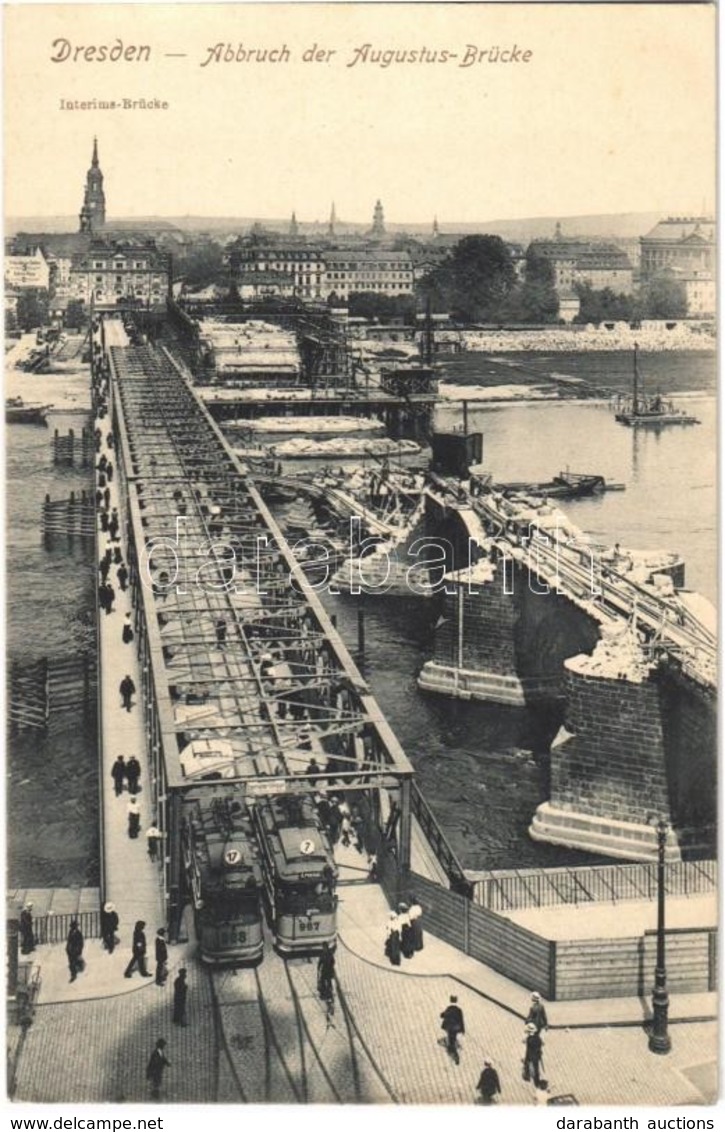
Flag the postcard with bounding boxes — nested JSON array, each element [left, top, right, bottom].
[[4, 1, 717, 1115]]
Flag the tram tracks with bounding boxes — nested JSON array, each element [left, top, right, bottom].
[[211, 948, 398, 1103]]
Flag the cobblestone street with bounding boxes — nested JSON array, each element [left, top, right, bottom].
[[12, 878, 717, 1106]]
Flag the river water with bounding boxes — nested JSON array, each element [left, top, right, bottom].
[[7, 351, 717, 883]]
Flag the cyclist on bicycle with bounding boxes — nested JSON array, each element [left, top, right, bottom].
[[317, 942, 335, 1001]]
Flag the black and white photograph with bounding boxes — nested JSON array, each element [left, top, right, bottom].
[[3, 1, 717, 1115]]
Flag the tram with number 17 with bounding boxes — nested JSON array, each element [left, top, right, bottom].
[[249, 792, 338, 955], [182, 791, 265, 966]]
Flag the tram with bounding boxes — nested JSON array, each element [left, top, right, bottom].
[[182, 791, 265, 966], [249, 793, 338, 955]]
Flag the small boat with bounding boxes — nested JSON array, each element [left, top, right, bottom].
[[5, 396, 49, 425], [498, 472, 606, 500], [614, 345, 700, 427]]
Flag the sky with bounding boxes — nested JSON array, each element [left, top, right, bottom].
[[3, 3, 717, 224]]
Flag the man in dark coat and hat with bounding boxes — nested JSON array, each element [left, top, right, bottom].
[[111, 755, 126, 796], [101, 902, 119, 953], [526, 991, 548, 1033], [172, 968, 188, 1026], [146, 1038, 170, 1099], [440, 995, 465, 1065], [155, 929, 168, 986], [19, 903, 35, 954], [124, 921, 152, 978], [523, 1022, 544, 1086], [126, 756, 141, 795], [477, 1058, 501, 1104], [120, 674, 136, 712], [66, 920, 85, 982]]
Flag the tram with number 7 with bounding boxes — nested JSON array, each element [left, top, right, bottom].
[[182, 791, 265, 966], [249, 792, 338, 955]]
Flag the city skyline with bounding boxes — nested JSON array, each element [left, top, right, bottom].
[[4, 4, 716, 224]]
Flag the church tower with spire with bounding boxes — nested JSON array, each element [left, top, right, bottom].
[[328, 202, 337, 238], [79, 138, 106, 233], [289, 211, 299, 237]]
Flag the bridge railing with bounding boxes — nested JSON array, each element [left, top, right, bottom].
[[410, 781, 473, 895], [470, 859, 717, 911]]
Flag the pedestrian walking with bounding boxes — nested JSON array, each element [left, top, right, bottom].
[[120, 674, 136, 711], [440, 995, 465, 1065], [66, 920, 84, 982], [384, 911, 401, 967], [126, 755, 141, 795], [113, 546, 123, 566], [409, 896, 424, 951], [106, 462, 113, 483], [19, 903, 35, 954], [124, 921, 152, 978], [523, 1023, 544, 1087], [155, 929, 168, 986], [305, 756, 322, 784], [107, 431, 114, 449], [99, 556, 111, 583], [100, 509, 109, 533], [173, 968, 188, 1026], [122, 613, 134, 645], [327, 797, 341, 843], [100, 902, 119, 953], [103, 487, 110, 510], [128, 796, 141, 839], [146, 823, 163, 860], [398, 903, 415, 958], [526, 991, 548, 1033], [108, 508, 120, 542], [103, 581, 115, 615], [477, 1058, 501, 1104], [317, 941, 335, 1001], [146, 1038, 170, 1100], [117, 564, 129, 592], [111, 755, 126, 796]]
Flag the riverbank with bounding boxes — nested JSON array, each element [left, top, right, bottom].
[[438, 348, 716, 398]]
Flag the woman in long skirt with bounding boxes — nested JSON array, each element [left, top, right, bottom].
[[384, 912, 401, 966], [398, 903, 415, 959], [409, 896, 424, 951]]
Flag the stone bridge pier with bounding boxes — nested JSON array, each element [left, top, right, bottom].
[[417, 499, 717, 861]]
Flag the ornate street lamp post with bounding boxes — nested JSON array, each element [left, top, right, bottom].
[[649, 818, 671, 1054]]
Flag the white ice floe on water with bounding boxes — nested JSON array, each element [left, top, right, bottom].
[[438, 382, 559, 402], [269, 436, 421, 457], [229, 415, 385, 434]]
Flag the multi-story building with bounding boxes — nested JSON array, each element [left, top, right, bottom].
[[227, 238, 415, 301], [639, 217, 714, 280], [68, 239, 169, 307], [680, 272, 716, 317], [228, 241, 325, 299], [529, 236, 633, 295], [322, 250, 414, 299]]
